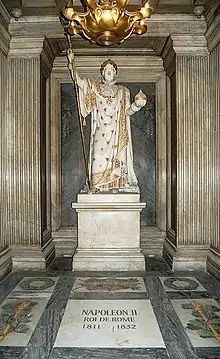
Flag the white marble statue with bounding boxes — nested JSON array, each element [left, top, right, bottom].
[[68, 54, 147, 193]]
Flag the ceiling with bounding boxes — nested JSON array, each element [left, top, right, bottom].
[[2, 0, 210, 57], [2, 0, 210, 16]]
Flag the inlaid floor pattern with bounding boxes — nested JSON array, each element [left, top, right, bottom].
[[0, 257, 220, 359]]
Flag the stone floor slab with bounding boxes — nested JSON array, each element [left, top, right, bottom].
[[54, 299, 165, 348]]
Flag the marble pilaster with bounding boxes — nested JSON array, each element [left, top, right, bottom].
[[0, 0, 11, 278], [163, 36, 211, 270], [206, 4, 220, 278], [5, 37, 55, 269]]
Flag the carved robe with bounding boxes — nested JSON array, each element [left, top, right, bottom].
[[78, 79, 138, 190]]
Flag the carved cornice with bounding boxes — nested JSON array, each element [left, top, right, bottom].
[[9, 37, 46, 57], [8, 13, 207, 39], [171, 35, 209, 56], [52, 55, 165, 82], [8, 36, 55, 77]]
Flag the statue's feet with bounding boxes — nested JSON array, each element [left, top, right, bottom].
[[119, 184, 140, 193]]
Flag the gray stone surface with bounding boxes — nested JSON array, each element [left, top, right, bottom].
[[0, 262, 219, 359]]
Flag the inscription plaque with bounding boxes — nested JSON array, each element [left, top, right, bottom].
[[55, 300, 165, 348]]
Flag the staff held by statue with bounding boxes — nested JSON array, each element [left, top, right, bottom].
[[66, 34, 91, 191]]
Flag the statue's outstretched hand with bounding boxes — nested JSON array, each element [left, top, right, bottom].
[[134, 90, 147, 108], [134, 98, 147, 108]]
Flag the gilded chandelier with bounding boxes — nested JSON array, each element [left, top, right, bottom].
[[60, 0, 152, 46]]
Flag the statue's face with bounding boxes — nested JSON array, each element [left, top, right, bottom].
[[102, 63, 116, 83]]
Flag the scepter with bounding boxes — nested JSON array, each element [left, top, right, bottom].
[[65, 34, 91, 191]]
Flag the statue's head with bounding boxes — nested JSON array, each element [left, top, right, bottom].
[[100, 59, 117, 83]]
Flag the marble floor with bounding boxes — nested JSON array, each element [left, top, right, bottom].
[[0, 257, 220, 359]]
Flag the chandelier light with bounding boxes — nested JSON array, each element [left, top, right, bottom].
[[60, 0, 152, 46]]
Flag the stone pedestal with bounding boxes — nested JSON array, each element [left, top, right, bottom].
[[72, 193, 146, 271]]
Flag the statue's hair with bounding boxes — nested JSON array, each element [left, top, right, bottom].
[[100, 59, 118, 75]]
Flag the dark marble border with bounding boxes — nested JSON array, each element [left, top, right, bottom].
[[20, 276, 75, 359], [70, 292, 149, 300], [0, 272, 24, 305], [195, 347, 220, 359], [166, 291, 212, 300], [207, 257, 220, 282], [0, 346, 25, 359], [49, 347, 169, 359], [145, 277, 200, 359], [195, 273, 220, 303]]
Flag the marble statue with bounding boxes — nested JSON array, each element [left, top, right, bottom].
[[68, 54, 147, 193]]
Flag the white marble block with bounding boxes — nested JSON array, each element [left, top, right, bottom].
[[72, 194, 146, 271]]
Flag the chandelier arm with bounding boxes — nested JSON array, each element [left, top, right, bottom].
[[66, 34, 91, 191]]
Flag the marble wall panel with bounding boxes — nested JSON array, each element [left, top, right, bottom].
[[61, 83, 156, 227], [170, 71, 177, 236], [0, 51, 8, 250], [210, 44, 220, 253], [40, 73, 47, 235]]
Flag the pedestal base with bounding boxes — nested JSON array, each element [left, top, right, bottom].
[[73, 249, 145, 271], [72, 194, 146, 272]]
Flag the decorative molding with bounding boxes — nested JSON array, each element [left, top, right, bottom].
[[8, 36, 55, 76], [171, 35, 209, 55], [52, 55, 165, 82], [9, 36, 46, 57], [8, 13, 207, 39]]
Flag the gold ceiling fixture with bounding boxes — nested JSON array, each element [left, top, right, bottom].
[[60, 0, 152, 46]]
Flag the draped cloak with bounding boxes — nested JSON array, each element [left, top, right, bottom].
[[78, 78, 138, 190]]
